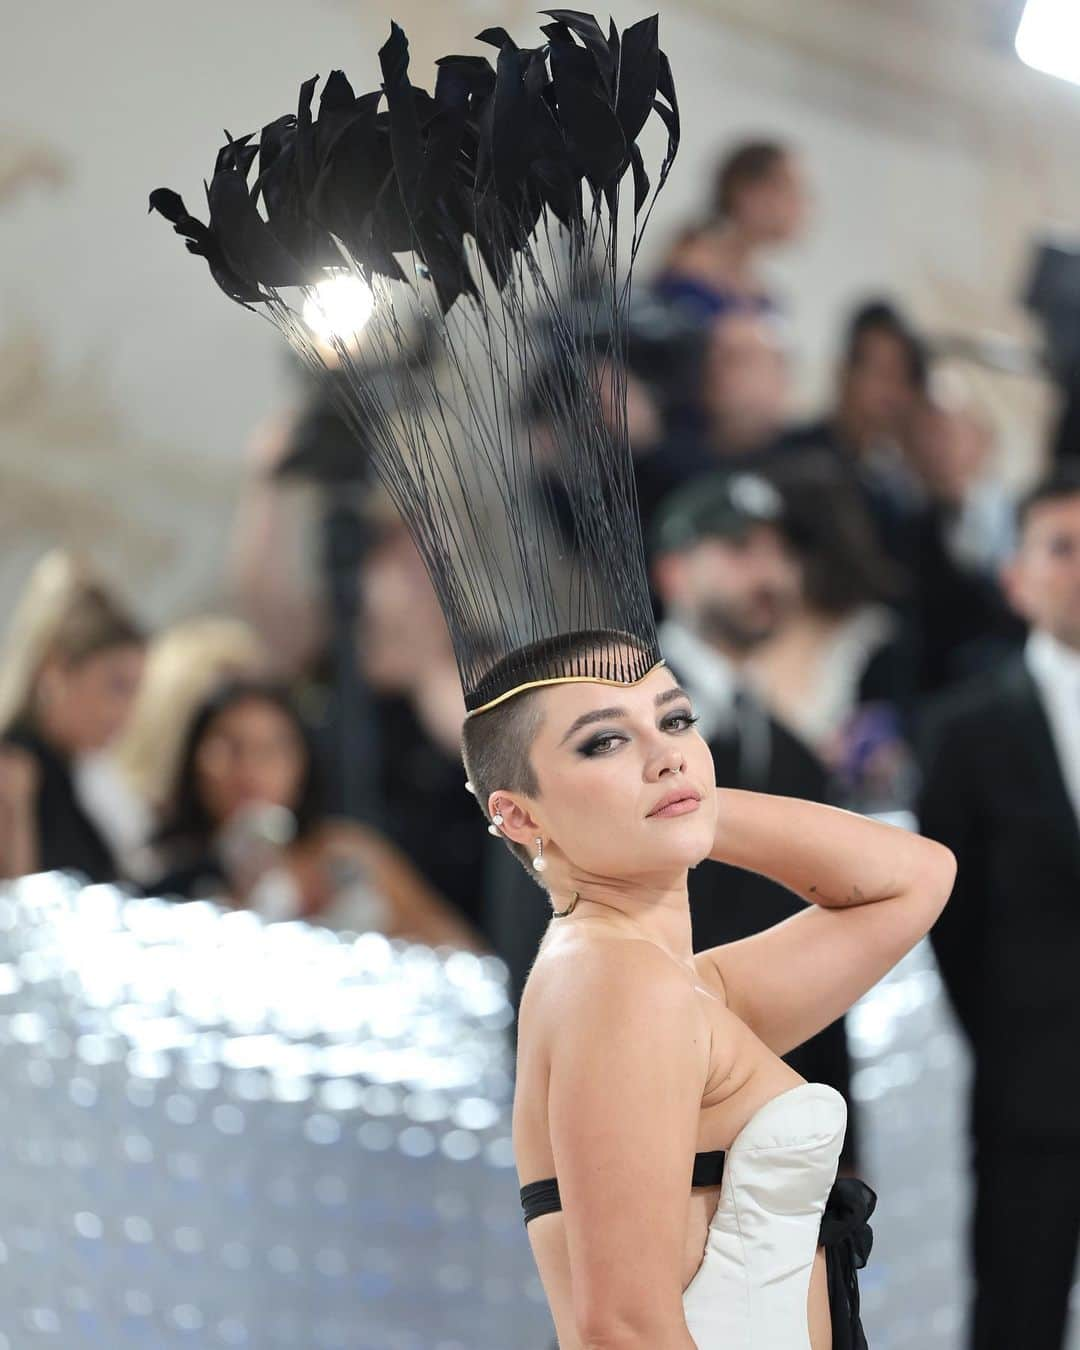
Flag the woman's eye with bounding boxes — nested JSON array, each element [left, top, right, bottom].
[[665, 711, 700, 732], [581, 733, 622, 755]]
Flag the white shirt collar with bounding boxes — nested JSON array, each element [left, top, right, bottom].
[[1025, 629, 1080, 692], [1025, 629, 1080, 827]]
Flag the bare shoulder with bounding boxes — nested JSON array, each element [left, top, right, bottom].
[[523, 927, 709, 1056], [532, 924, 693, 984]]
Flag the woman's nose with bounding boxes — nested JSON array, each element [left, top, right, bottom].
[[650, 746, 686, 779]]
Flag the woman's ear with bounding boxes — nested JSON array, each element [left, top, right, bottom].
[[487, 792, 539, 849]]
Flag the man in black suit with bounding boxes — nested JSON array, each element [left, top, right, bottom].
[[918, 466, 1080, 1350], [649, 470, 859, 1169]]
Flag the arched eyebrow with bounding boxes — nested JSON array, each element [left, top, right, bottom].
[[557, 686, 691, 746]]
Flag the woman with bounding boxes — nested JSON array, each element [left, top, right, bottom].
[[151, 20, 946, 1339], [149, 678, 486, 949], [654, 140, 808, 325], [462, 632, 954, 1348], [0, 552, 146, 881]]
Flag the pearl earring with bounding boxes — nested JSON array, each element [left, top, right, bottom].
[[488, 809, 504, 837], [464, 780, 475, 795], [532, 837, 547, 872]]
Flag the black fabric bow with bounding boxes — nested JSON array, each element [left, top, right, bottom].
[[819, 1176, 877, 1350], [149, 13, 679, 315]]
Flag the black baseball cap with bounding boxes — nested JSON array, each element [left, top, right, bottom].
[[650, 470, 793, 556]]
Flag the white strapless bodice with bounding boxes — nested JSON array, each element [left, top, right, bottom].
[[682, 1081, 847, 1348]]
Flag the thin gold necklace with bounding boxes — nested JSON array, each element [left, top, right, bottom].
[[552, 890, 581, 918]]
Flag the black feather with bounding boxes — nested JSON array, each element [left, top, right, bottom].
[[150, 12, 682, 714]]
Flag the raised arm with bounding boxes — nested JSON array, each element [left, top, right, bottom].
[[698, 789, 956, 1058], [542, 939, 711, 1349]]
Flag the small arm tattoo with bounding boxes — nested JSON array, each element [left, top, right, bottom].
[[808, 882, 867, 908]]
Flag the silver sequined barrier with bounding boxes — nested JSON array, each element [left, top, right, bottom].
[[4, 875, 1078, 1349], [0, 874, 553, 1350], [848, 940, 973, 1348]]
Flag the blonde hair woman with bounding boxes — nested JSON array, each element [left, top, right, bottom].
[[0, 551, 145, 880]]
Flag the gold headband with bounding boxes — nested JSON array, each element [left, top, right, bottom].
[[464, 658, 669, 719]]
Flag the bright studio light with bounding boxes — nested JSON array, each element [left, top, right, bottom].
[[302, 273, 374, 343], [1016, 0, 1080, 86]]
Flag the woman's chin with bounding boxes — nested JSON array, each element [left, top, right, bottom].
[[638, 819, 716, 869], [678, 822, 718, 868]]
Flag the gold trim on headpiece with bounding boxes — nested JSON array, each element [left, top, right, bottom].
[[464, 658, 668, 719]]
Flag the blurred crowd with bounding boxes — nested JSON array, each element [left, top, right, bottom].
[[2, 136, 1080, 1347]]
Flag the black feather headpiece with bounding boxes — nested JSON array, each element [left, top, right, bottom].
[[151, 11, 680, 716]]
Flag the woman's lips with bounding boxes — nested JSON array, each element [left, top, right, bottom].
[[648, 796, 701, 818]]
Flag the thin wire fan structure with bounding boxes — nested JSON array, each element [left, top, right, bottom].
[[151, 11, 680, 715]]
